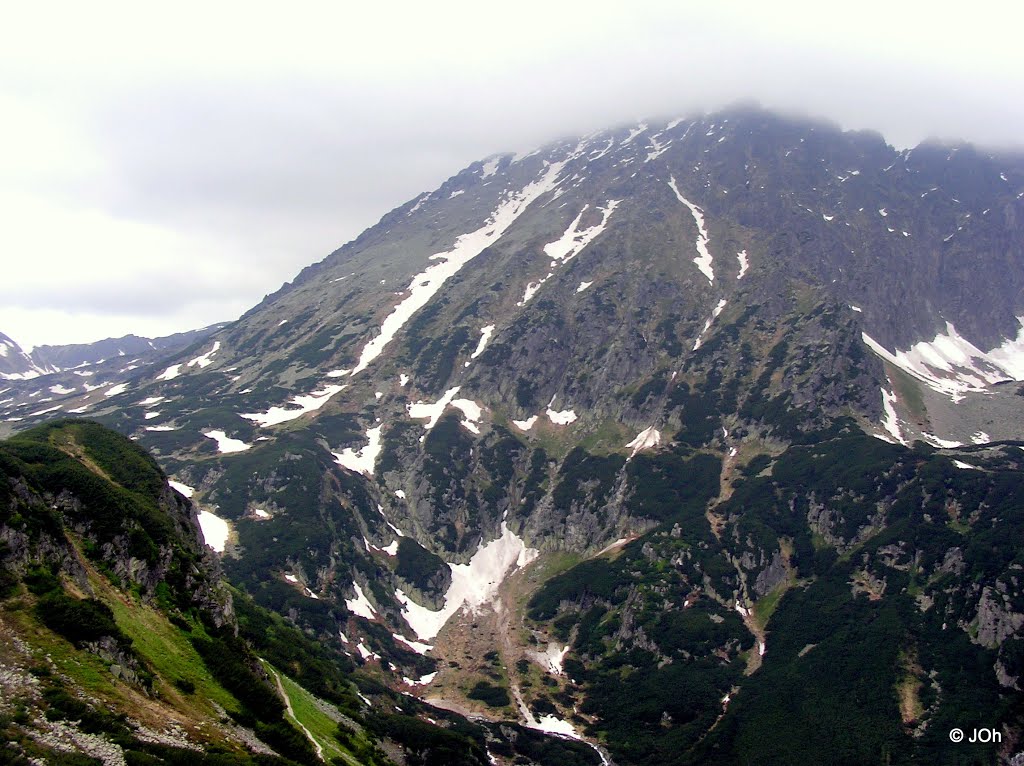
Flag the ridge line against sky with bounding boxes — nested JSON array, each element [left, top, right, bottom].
[[1, 0, 1022, 349]]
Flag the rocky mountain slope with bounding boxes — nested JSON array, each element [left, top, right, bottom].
[[6, 106, 1024, 764], [0, 326, 224, 435], [0, 421, 598, 765]]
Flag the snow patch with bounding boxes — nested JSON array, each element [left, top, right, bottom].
[[345, 583, 377, 620], [49, 384, 75, 395], [479, 157, 500, 178], [241, 384, 345, 427], [546, 408, 577, 425], [575, 281, 593, 293], [333, 425, 384, 476], [168, 480, 194, 497], [392, 633, 433, 655], [197, 511, 229, 552], [693, 299, 727, 350], [625, 426, 661, 458], [139, 396, 164, 406], [399, 374, 410, 387], [156, 364, 182, 381], [667, 177, 714, 283], [395, 489, 406, 499], [356, 642, 379, 662], [104, 383, 129, 397], [971, 431, 990, 444], [467, 325, 495, 364], [187, 341, 220, 369], [517, 199, 619, 307], [736, 250, 748, 279], [880, 388, 906, 445], [863, 320, 1024, 401], [203, 430, 251, 454], [396, 522, 538, 641], [513, 415, 538, 432], [350, 159, 567, 375], [533, 643, 570, 675], [543, 200, 620, 265], [529, 714, 580, 738], [953, 460, 980, 470], [620, 123, 648, 146], [451, 398, 484, 434], [408, 386, 461, 430], [922, 433, 963, 448]]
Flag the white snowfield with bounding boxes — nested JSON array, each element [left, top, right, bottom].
[[517, 199, 619, 307], [693, 299, 728, 350], [350, 159, 568, 376], [512, 415, 539, 432], [625, 426, 661, 457], [187, 341, 220, 369], [546, 408, 577, 425], [202, 430, 251, 454], [863, 318, 1024, 401], [576, 281, 593, 293], [407, 386, 484, 433], [345, 583, 377, 620], [168, 480, 194, 497], [241, 384, 345, 427], [543, 200, 621, 265], [668, 176, 714, 283], [197, 510, 229, 553], [534, 643, 570, 675], [156, 364, 182, 381], [879, 388, 906, 445], [392, 633, 433, 655], [922, 433, 963, 448], [408, 386, 461, 430], [104, 382, 129, 397], [397, 522, 539, 641], [736, 250, 749, 279], [530, 715, 581, 738], [333, 425, 383, 476], [468, 325, 495, 363]]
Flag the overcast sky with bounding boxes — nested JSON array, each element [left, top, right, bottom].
[[2, 0, 1022, 350]]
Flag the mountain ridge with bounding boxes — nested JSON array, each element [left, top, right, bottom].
[[5, 105, 1024, 764]]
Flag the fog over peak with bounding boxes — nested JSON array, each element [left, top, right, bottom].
[[2, 0, 1021, 347]]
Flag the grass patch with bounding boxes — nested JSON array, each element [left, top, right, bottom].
[[262, 661, 348, 763], [752, 586, 786, 632], [577, 419, 633, 456], [91, 570, 241, 716]]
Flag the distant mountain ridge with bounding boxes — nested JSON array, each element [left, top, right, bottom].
[[0, 326, 227, 381]]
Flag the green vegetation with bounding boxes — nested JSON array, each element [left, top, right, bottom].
[[467, 680, 511, 708]]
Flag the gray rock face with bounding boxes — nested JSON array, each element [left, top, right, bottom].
[[976, 585, 1024, 649]]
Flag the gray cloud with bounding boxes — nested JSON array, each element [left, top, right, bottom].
[[1, 0, 1022, 346]]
